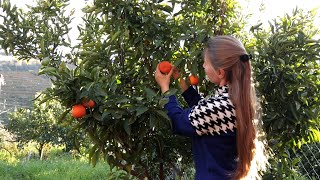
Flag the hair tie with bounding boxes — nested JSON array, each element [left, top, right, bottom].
[[239, 54, 252, 62]]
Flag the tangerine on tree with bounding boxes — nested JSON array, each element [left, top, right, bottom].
[[158, 61, 172, 74], [82, 99, 95, 108], [71, 104, 86, 118], [189, 75, 199, 85]]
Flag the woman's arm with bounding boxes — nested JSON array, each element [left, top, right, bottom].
[[155, 65, 197, 136], [164, 95, 196, 137], [181, 86, 202, 107]]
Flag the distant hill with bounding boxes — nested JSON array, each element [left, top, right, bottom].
[[0, 58, 52, 124]]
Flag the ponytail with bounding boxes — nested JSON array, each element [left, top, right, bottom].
[[206, 36, 261, 179], [228, 60, 256, 179]]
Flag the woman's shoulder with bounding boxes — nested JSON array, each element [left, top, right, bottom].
[[189, 93, 236, 136], [198, 93, 234, 109]]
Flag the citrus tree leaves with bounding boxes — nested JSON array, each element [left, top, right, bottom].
[[0, 0, 72, 61], [248, 8, 320, 178], [251, 8, 320, 150]]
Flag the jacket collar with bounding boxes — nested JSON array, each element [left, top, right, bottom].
[[215, 85, 229, 96]]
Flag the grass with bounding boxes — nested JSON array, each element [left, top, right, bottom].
[[0, 149, 133, 180]]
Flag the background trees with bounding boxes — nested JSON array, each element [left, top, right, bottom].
[[249, 8, 320, 179], [6, 95, 79, 158]]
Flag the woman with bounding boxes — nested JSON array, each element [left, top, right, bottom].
[[155, 35, 266, 179]]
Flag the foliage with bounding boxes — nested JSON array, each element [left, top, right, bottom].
[[0, 0, 244, 178], [249, 8, 320, 179], [6, 94, 80, 157], [0, 0, 72, 61]]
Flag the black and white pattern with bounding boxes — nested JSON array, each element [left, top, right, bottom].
[[189, 86, 236, 136]]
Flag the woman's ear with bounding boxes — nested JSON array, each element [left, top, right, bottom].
[[218, 69, 226, 79]]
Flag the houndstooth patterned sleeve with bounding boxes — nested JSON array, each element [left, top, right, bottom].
[[188, 95, 237, 136]]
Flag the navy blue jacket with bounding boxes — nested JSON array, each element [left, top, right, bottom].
[[164, 86, 237, 180]]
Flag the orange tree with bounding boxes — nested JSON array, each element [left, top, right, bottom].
[[0, 0, 243, 178]]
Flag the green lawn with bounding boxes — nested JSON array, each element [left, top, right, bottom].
[[0, 154, 133, 180]]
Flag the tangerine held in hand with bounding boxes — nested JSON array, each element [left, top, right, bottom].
[[71, 104, 86, 118], [158, 61, 172, 74], [189, 75, 199, 85]]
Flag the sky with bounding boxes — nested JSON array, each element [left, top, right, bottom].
[[1, 0, 320, 59], [238, 0, 320, 28]]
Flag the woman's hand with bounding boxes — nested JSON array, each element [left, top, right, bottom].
[[172, 68, 188, 92], [155, 64, 174, 93], [172, 68, 180, 80], [179, 78, 188, 92]]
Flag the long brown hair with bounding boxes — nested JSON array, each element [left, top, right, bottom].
[[205, 35, 258, 179]]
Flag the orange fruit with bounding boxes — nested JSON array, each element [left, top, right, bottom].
[[82, 99, 95, 108], [189, 75, 199, 85], [71, 104, 86, 118], [158, 61, 172, 74]]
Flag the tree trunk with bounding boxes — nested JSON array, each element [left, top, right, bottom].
[[159, 162, 164, 180], [37, 143, 45, 160]]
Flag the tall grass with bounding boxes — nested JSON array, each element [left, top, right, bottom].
[[0, 147, 136, 180]]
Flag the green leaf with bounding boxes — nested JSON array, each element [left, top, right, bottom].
[[289, 103, 299, 121], [157, 4, 173, 13], [88, 144, 98, 164], [156, 110, 171, 128], [201, 0, 208, 7], [291, 157, 300, 166], [136, 106, 148, 116], [101, 111, 110, 120], [91, 147, 101, 167], [110, 31, 121, 43], [173, 58, 184, 67], [135, 97, 144, 101], [38, 67, 57, 75], [58, 109, 70, 123], [111, 111, 123, 119], [38, 96, 53, 105], [149, 114, 156, 128], [310, 128, 320, 142], [124, 119, 131, 136], [278, 58, 285, 64], [128, 116, 137, 125], [41, 57, 50, 66], [154, 39, 162, 47], [40, 38, 45, 53], [84, 5, 97, 13], [144, 87, 156, 99], [116, 98, 130, 104], [250, 22, 263, 32], [79, 51, 95, 56], [191, 62, 198, 75], [95, 88, 108, 96], [93, 112, 102, 121], [155, 110, 169, 120]]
